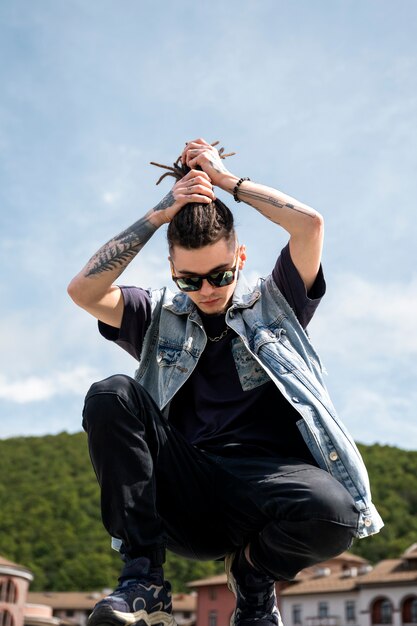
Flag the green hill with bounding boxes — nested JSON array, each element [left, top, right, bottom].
[[0, 432, 416, 591]]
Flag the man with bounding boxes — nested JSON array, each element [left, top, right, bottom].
[[68, 138, 382, 626]]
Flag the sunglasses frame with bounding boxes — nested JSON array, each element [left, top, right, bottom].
[[170, 248, 239, 293]]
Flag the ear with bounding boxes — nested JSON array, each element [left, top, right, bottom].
[[238, 244, 247, 270]]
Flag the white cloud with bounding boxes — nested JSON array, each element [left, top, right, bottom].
[[307, 273, 417, 448], [338, 386, 417, 450], [102, 191, 120, 205], [0, 366, 98, 404], [311, 273, 417, 359]]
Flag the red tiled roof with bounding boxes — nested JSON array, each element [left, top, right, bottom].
[[282, 556, 417, 596], [27, 592, 108, 610], [402, 543, 417, 559], [0, 556, 25, 568], [282, 572, 365, 596], [188, 552, 368, 588], [0, 555, 33, 579], [188, 574, 228, 588], [27, 591, 196, 612], [357, 558, 417, 586]]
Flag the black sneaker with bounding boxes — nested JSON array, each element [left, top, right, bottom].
[[88, 557, 176, 626], [225, 551, 283, 626]]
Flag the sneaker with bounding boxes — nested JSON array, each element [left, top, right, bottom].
[[225, 551, 283, 626], [88, 557, 176, 626]]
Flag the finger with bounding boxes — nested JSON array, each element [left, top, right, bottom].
[[185, 183, 215, 196], [186, 175, 214, 189], [180, 193, 213, 204], [177, 183, 215, 198], [182, 143, 213, 163], [182, 169, 211, 182], [185, 138, 210, 147]]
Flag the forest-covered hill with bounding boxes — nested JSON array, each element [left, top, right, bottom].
[[0, 432, 416, 591]]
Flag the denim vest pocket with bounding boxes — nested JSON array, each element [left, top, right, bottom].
[[156, 344, 182, 367], [231, 337, 271, 391]]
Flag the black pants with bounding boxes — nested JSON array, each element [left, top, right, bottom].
[[82, 375, 359, 581]]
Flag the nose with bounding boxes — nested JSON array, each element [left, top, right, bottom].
[[199, 278, 216, 297]]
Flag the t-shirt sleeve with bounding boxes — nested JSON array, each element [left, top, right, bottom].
[[272, 242, 326, 329], [98, 286, 152, 361]]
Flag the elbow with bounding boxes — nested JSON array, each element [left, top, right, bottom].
[[67, 277, 87, 308], [310, 211, 324, 240]]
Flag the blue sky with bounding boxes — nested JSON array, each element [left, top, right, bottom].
[[0, 0, 416, 449]]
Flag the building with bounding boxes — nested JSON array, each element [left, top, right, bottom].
[[189, 546, 417, 626], [1, 554, 196, 626], [27, 591, 196, 626], [0, 556, 34, 626], [280, 544, 417, 626]]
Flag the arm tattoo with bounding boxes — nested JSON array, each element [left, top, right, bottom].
[[238, 188, 315, 219], [154, 190, 175, 212], [85, 192, 174, 277], [209, 159, 228, 175]]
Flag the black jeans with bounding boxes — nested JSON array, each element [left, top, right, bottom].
[[82, 375, 359, 581]]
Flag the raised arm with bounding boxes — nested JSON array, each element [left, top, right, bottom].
[[67, 169, 215, 328], [182, 139, 324, 292]]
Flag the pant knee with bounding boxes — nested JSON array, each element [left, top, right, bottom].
[[308, 472, 359, 529], [82, 374, 142, 431], [86, 374, 137, 398]]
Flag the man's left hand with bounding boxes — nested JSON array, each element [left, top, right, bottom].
[[181, 138, 232, 188]]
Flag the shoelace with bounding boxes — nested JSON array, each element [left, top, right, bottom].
[[112, 578, 149, 595]]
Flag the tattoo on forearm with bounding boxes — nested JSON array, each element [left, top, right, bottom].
[[238, 188, 314, 219], [85, 218, 157, 277], [209, 159, 227, 175], [85, 192, 175, 277], [154, 191, 175, 212]]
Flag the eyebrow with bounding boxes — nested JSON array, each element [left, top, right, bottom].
[[176, 261, 232, 275]]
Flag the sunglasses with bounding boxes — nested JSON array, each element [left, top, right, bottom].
[[171, 249, 239, 293]]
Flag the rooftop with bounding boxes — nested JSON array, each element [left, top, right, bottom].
[[26, 591, 196, 612], [0, 556, 33, 582]]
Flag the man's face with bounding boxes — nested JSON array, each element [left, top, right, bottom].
[[169, 238, 246, 316]]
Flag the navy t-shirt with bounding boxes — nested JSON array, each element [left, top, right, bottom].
[[99, 243, 326, 461]]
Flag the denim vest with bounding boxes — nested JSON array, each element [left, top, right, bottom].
[[134, 272, 383, 539]]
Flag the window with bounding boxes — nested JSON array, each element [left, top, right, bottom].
[[412, 599, 417, 623], [318, 602, 329, 619], [293, 604, 302, 625], [0, 580, 17, 604], [380, 600, 393, 624], [346, 601, 356, 623], [0, 610, 15, 626], [208, 610, 217, 626], [209, 587, 217, 601], [402, 596, 417, 623], [372, 598, 393, 625], [66, 610, 75, 617]]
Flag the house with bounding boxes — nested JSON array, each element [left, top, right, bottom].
[[189, 546, 417, 626], [280, 544, 417, 626], [0, 556, 33, 626], [1, 554, 196, 626], [26, 591, 196, 626]]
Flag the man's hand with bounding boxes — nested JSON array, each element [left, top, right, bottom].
[[181, 138, 233, 188], [154, 168, 216, 225]]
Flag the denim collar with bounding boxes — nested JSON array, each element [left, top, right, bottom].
[[163, 272, 261, 317]]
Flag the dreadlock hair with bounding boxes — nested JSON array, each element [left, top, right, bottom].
[[167, 197, 235, 252], [150, 141, 237, 252]]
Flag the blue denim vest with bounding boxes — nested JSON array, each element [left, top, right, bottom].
[[134, 272, 383, 539]]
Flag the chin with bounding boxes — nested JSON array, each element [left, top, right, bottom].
[[198, 302, 226, 316]]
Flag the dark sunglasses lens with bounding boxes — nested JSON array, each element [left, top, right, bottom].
[[175, 277, 203, 292], [208, 270, 235, 287]]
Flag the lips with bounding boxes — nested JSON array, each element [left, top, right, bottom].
[[200, 299, 220, 305]]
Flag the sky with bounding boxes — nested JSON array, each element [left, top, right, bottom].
[[0, 0, 416, 449]]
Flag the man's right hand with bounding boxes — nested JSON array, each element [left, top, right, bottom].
[[67, 168, 216, 329], [154, 168, 216, 225]]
